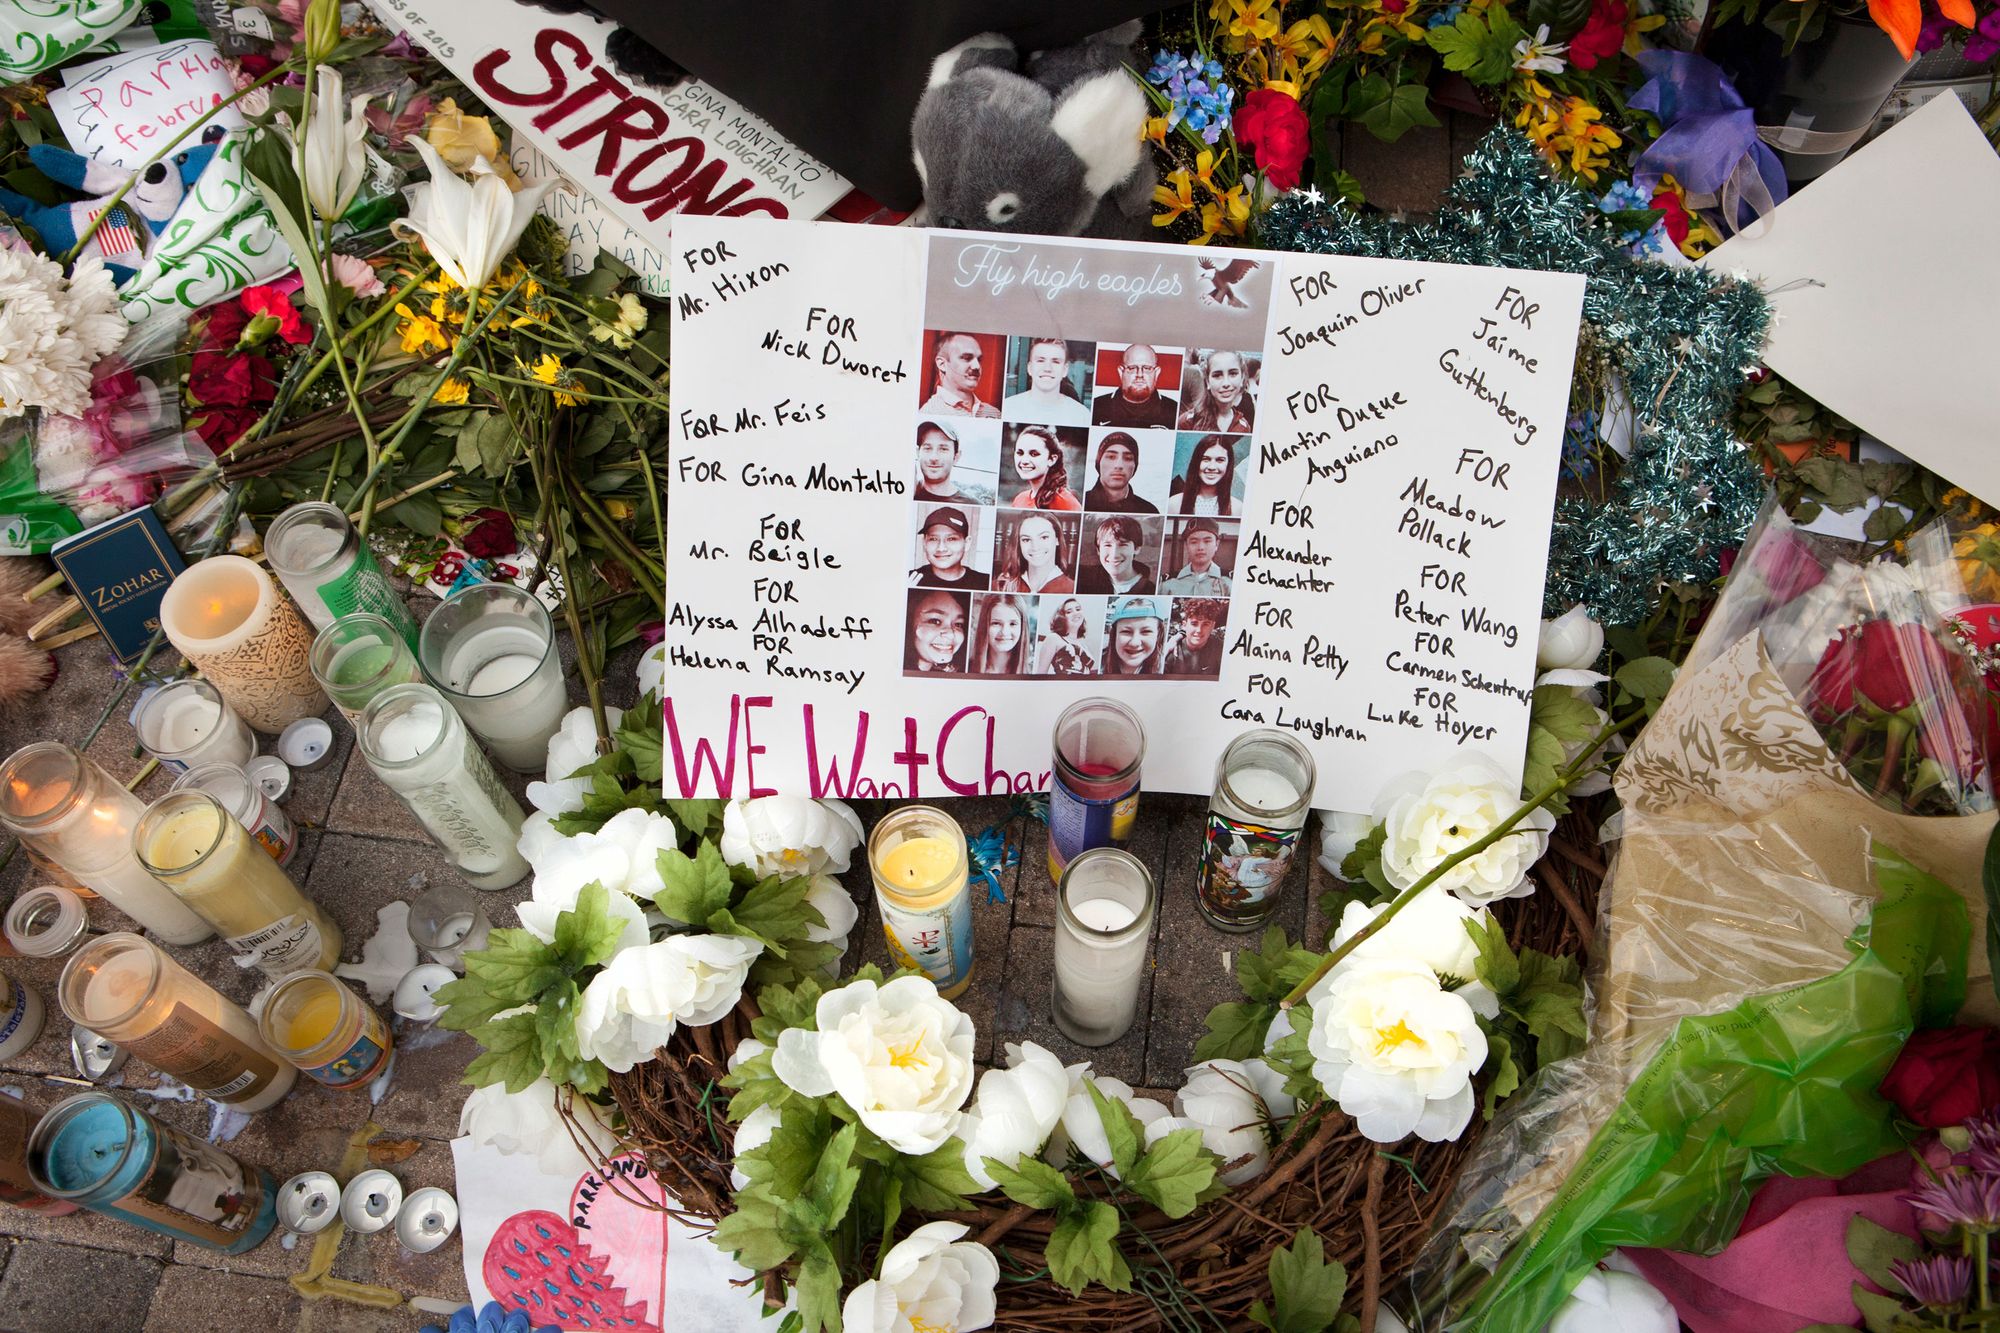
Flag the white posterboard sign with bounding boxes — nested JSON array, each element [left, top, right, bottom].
[[364, 0, 850, 239], [662, 218, 1584, 808], [48, 39, 245, 171], [511, 142, 672, 297]]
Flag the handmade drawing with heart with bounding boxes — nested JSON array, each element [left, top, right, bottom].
[[483, 1154, 667, 1332]]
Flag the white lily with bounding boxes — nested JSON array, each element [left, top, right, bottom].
[[392, 136, 552, 292], [299, 66, 370, 222]]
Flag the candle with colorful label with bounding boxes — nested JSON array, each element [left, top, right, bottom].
[[1052, 848, 1155, 1047], [1047, 699, 1144, 881], [355, 684, 529, 889], [133, 791, 338, 975], [1197, 730, 1316, 932], [59, 933, 295, 1111], [131, 679, 256, 773], [170, 762, 297, 866], [0, 1099, 80, 1215], [869, 806, 973, 999], [418, 583, 568, 771], [0, 969, 46, 1060], [257, 971, 393, 1091], [0, 742, 212, 944]]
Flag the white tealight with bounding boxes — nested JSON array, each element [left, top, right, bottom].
[[1229, 766, 1300, 813], [1070, 897, 1138, 932]]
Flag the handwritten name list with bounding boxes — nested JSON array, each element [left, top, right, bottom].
[[662, 217, 1583, 807]]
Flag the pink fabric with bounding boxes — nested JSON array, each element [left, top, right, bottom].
[[1623, 1153, 1922, 1333]]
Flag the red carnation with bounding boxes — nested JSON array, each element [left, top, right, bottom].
[[241, 284, 312, 346], [1882, 1026, 2000, 1128], [189, 349, 276, 408], [1568, 0, 1629, 70], [201, 299, 252, 350], [1234, 89, 1311, 193], [462, 508, 518, 559], [192, 404, 263, 450]]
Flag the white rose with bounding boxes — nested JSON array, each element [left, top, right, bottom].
[[518, 808, 682, 933], [1537, 604, 1604, 672], [1314, 810, 1376, 878], [729, 1103, 783, 1191], [772, 976, 976, 1155], [1176, 1061, 1277, 1186], [1306, 957, 1487, 1143], [720, 797, 865, 878], [574, 933, 763, 1072], [842, 1221, 998, 1333], [1545, 1261, 1678, 1333], [637, 641, 666, 699], [1331, 889, 1500, 1019], [1374, 756, 1555, 906], [459, 1078, 618, 1176], [525, 705, 622, 817], [960, 1041, 1071, 1190]]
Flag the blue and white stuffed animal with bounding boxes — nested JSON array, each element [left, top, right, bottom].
[[0, 139, 220, 280]]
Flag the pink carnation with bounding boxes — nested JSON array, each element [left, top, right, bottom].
[[329, 253, 386, 298]]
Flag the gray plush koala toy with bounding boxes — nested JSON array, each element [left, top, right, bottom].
[[911, 21, 1155, 240]]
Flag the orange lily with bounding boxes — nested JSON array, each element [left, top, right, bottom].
[[1153, 169, 1198, 227]]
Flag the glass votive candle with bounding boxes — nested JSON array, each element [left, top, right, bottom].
[[1196, 729, 1317, 933], [1052, 848, 1156, 1047], [169, 762, 297, 867], [133, 790, 339, 975], [310, 613, 424, 723], [59, 933, 296, 1111], [868, 805, 973, 1000], [158, 555, 327, 734], [0, 742, 212, 945], [355, 684, 530, 890], [418, 583, 568, 772], [131, 679, 256, 774], [406, 881, 492, 969], [1048, 698, 1144, 881], [0, 969, 47, 1061], [256, 971, 393, 1091], [28, 1092, 279, 1250], [4, 886, 91, 959], [265, 501, 421, 646]]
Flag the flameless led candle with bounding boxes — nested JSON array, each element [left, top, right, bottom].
[[159, 556, 327, 734], [133, 791, 339, 975], [356, 684, 529, 889], [59, 933, 295, 1111], [418, 583, 567, 771], [1052, 849, 1156, 1047], [131, 679, 255, 773], [868, 806, 973, 999], [0, 743, 212, 945], [1197, 730, 1316, 932]]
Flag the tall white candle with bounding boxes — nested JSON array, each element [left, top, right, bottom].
[[357, 685, 529, 890], [1052, 849, 1155, 1047]]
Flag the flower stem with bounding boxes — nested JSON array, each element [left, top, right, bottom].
[[1279, 706, 1648, 1010]]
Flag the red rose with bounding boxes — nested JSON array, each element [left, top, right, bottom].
[[1803, 620, 1957, 720], [462, 508, 518, 559], [1748, 529, 1826, 604], [1650, 188, 1692, 248], [1882, 1026, 2000, 1127], [189, 349, 276, 408], [1568, 0, 1628, 70], [241, 284, 312, 346], [192, 404, 262, 450], [1234, 88, 1311, 193]]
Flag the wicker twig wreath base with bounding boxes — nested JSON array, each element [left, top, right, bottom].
[[611, 820, 1601, 1330]]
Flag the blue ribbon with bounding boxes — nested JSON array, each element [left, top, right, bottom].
[[1627, 50, 1789, 234]]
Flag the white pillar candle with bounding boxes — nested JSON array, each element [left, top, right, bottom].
[[356, 685, 530, 890], [159, 556, 326, 734], [1052, 848, 1155, 1047], [133, 680, 256, 773], [417, 584, 567, 772]]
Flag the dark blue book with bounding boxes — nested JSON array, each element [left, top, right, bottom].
[[51, 507, 187, 663]]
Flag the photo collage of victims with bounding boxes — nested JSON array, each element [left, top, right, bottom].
[[903, 328, 1257, 680]]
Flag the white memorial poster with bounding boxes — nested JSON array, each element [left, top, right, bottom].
[[662, 217, 1585, 809], [364, 0, 850, 241]]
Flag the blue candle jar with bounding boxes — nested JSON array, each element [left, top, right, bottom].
[[27, 1093, 277, 1252]]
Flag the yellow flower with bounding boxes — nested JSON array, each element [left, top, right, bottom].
[[395, 302, 450, 355], [1152, 168, 1198, 227], [425, 98, 521, 187], [432, 377, 471, 407], [1144, 115, 1171, 148], [1267, 14, 1336, 87], [1224, 0, 1281, 43], [589, 292, 648, 349], [1192, 149, 1222, 194], [1195, 186, 1251, 244], [525, 352, 585, 408]]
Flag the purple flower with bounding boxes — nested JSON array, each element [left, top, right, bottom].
[[1966, 1104, 2000, 1152], [1905, 1170, 2000, 1231], [1890, 1254, 1972, 1308]]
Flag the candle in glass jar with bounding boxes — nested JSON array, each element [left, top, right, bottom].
[[169, 762, 297, 866], [0, 1099, 80, 1216], [1052, 849, 1155, 1047], [310, 613, 424, 723], [264, 502, 420, 646], [131, 680, 256, 773], [59, 933, 295, 1111], [159, 556, 326, 734], [257, 971, 393, 1091], [1047, 698, 1145, 881], [356, 684, 529, 890], [0, 743, 212, 945], [868, 806, 973, 999], [133, 791, 339, 975], [418, 583, 568, 771], [1197, 730, 1317, 933]]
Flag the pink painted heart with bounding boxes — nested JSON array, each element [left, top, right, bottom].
[[484, 1210, 659, 1332], [569, 1153, 667, 1327]]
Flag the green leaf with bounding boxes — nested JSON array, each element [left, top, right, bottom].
[[450, 928, 565, 1018], [1531, 685, 1602, 744], [731, 875, 820, 950], [807, 1124, 861, 1230], [985, 1156, 1077, 1212], [656, 840, 735, 924], [1264, 1227, 1349, 1333], [1480, 1029, 1522, 1118], [1613, 656, 1679, 703], [462, 1010, 543, 1092], [796, 1249, 842, 1333], [1464, 916, 1521, 996], [1194, 1001, 1278, 1063], [737, 1102, 824, 1197], [1086, 1079, 1147, 1178], [1524, 0, 1591, 39], [753, 977, 825, 1037], [1424, 9, 1522, 84], [894, 1142, 981, 1212], [384, 491, 443, 538], [1514, 949, 1589, 1065], [461, 411, 520, 479], [1125, 1127, 1219, 1219], [666, 798, 724, 838], [1844, 1215, 1923, 1293], [1045, 1201, 1132, 1294], [1852, 1283, 1907, 1333], [1351, 76, 1441, 142], [619, 710, 665, 781], [1235, 927, 1325, 1004], [552, 882, 628, 970], [712, 1188, 796, 1270], [1521, 727, 1571, 814]]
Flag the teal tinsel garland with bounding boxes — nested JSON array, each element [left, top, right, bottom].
[[1258, 130, 1771, 623]]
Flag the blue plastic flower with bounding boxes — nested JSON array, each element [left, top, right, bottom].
[[1427, 1, 1467, 26], [420, 1300, 561, 1333], [967, 824, 1020, 905], [1561, 410, 1599, 482], [1145, 47, 1235, 141]]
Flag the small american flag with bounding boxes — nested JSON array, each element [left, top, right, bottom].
[[89, 206, 141, 261]]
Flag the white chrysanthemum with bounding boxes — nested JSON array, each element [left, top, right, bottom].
[[1374, 756, 1555, 906], [772, 976, 975, 1155], [1306, 958, 1487, 1143], [841, 1221, 998, 1333]]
